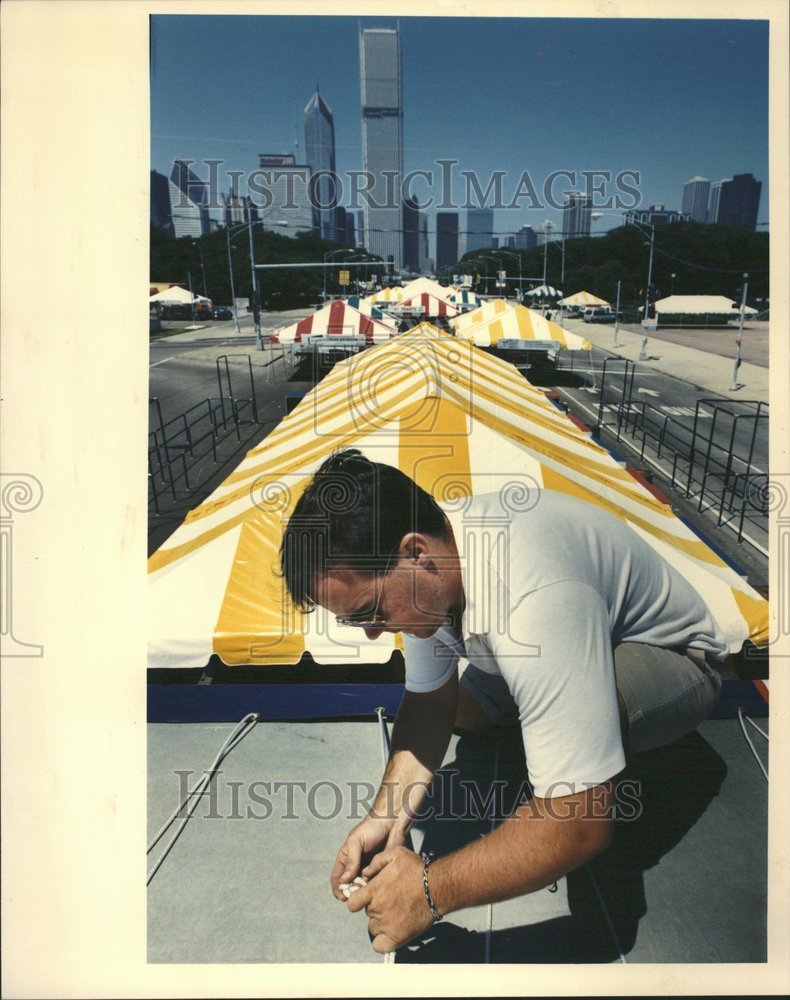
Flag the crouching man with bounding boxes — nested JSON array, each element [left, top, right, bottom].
[[279, 449, 727, 953]]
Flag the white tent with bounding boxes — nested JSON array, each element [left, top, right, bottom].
[[149, 285, 211, 305], [654, 295, 758, 315], [525, 285, 562, 299]]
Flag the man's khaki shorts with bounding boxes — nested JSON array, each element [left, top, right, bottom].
[[459, 643, 724, 755]]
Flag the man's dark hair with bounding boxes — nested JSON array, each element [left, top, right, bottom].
[[280, 449, 450, 612]]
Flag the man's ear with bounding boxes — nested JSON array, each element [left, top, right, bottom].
[[399, 532, 440, 574], [399, 532, 430, 563]]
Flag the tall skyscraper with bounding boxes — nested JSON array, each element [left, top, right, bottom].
[[465, 208, 494, 252], [562, 193, 591, 237], [707, 181, 723, 224], [150, 170, 173, 235], [360, 27, 403, 269], [682, 177, 710, 223], [402, 197, 421, 272], [304, 88, 337, 241], [418, 214, 431, 273], [169, 160, 211, 238], [256, 153, 316, 237], [715, 173, 762, 230], [436, 212, 459, 271]]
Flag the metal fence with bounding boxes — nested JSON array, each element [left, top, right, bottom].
[[148, 355, 261, 515], [557, 353, 769, 553]]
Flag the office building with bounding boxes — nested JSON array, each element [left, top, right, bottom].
[[360, 27, 403, 269], [402, 197, 421, 272], [465, 208, 494, 253], [562, 193, 591, 238], [304, 88, 338, 241], [150, 170, 173, 235], [682, 177, 710, 223], [538, 220, 556, 245], [713, 173, 762, 230], [418, 214, 431, 273], [436, 212, 459, 271], [169, 160, 211, 238], [256, 153, 316, 236], [514, 226, 537, 250], [707, 182, 723, 224], [335, 206, 357, 247], [623, 203, 690, 226]]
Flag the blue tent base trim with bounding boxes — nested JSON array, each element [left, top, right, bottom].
[[148, 682, 406, 723], [147, 679, 766, 724]]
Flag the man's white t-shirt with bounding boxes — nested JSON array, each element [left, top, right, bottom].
[[402, 489, 728, 798]]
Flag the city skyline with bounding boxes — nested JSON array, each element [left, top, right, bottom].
[[150, 14, 769, 258]]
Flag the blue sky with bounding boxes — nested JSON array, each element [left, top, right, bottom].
[[151, 14, 769, 253]]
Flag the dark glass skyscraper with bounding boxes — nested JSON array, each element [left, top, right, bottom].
[[716, 174, 762, 230], [304, 88, 337, 241], [436, 212, 459, 272], [360, 27, 403, 269]]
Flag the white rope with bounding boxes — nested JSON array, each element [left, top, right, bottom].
[[743, 712, 768, 741], [586, 865, 627, 963], [737, 708, 768, 781], [484, 744, 499, 964], [374, 707, 397, 965], [146, 713, 259, 886]]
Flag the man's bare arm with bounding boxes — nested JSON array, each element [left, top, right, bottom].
[[330, 672, 458, 897]]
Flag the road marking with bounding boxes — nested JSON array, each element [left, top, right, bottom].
[[638, 388, 660, 397], [150, 356, 175, 368], [660, 405, 704, 417]]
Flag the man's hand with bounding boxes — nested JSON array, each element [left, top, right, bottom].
[[347, 846, 434, 953], [330, 816, 407, 901]]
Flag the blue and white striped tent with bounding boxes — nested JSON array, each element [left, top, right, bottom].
[[447, 288, 482, 310]]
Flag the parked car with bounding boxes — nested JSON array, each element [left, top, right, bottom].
[[212, 306, 233, 320], [583, 306, 617, 323]]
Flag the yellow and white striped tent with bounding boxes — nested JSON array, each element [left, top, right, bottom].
[[452, 302, 592, 351], [451, 297, 513, 333], [559, 290, 612, 308], [148, 325, 768, 670], [366, 286, 406, 305], [399, 276, 456, 301]]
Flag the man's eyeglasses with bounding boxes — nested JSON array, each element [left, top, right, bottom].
[[335, 549, 398, 629]]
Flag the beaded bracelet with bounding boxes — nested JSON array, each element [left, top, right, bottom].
[[421, 851, 443, 923]]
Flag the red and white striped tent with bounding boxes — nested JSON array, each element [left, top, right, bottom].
[[392, 291, 461, 318], [269, 300, 398, 345]]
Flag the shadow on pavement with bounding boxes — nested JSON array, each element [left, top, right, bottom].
[[396, 729, 727, 963]]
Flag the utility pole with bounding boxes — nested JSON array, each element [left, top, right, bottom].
[[729, 273, 749, 390]]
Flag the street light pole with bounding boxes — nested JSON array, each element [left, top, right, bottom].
[[639, 222, 655, 361], [591, 212, 655, 361], [187, 270, 197, 323], [492, 250, 523, 300], [730, 273, 749, 391], [323, 248, 354, 302], [226, 226, 241, 335], [248, 217, 263, 351], [613, 279, 621, 349]]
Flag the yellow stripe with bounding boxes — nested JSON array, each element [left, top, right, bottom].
[[212, 503, 307, 665], [539, 466, 721, 565], [488, 318, 503, 346], [398, 395, 472, 502], [731, 587, 770, 646]]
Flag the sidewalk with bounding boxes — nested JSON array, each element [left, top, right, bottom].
[[561, 316, 769, 401]]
